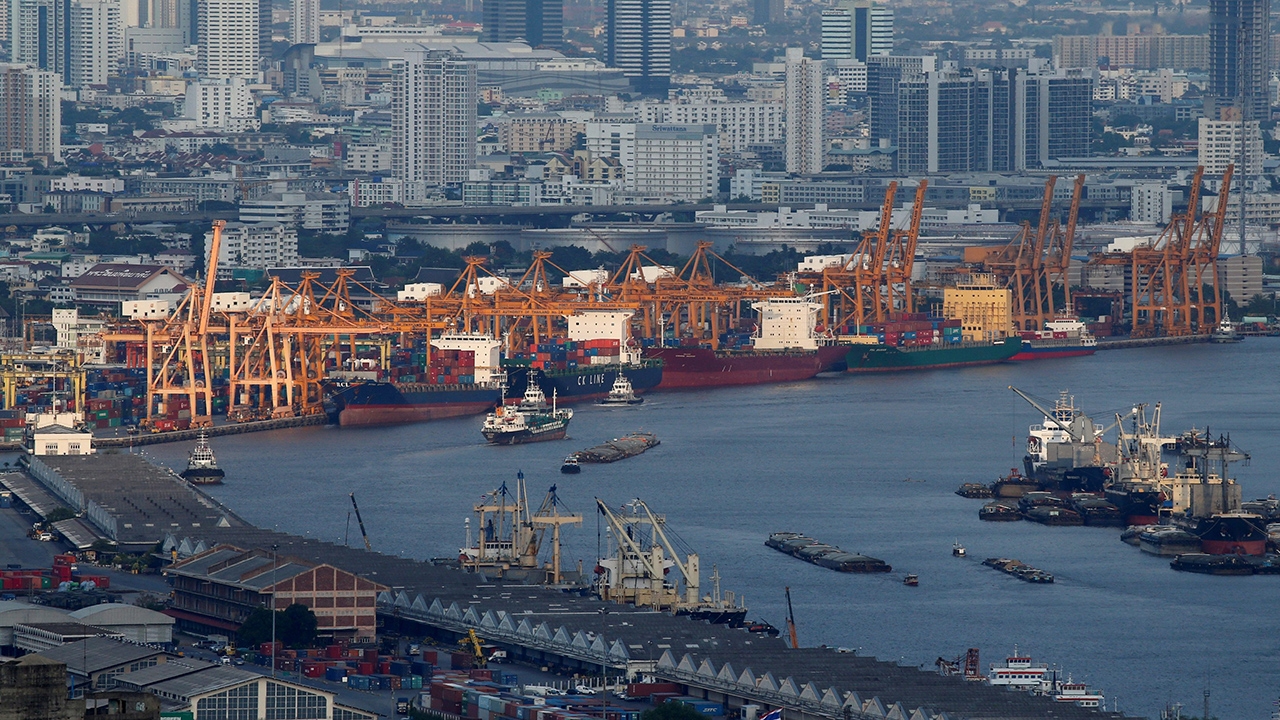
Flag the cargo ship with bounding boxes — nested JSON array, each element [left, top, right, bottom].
[[846, 338, 1020, 373], [481, 386, 572, 445], [1009, 317, 1098, 361], [646, 297, 847, 389], [323, 335, 504, 427], [503, 312, 662, 401], [1189, 513, 1268, 555]]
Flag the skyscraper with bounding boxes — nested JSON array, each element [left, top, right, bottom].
[[0, 62, 61, 158], [290, 0, 317, 44], [481, 0, 562, 48], [784, 47, 824, 174], [1209, 0, 1270, 121], [392, 51, 477, 197], [197, 0, 259, 79], [820, 0, 892, 62], [68, 0, 122, 88], [14, 0, 70, 81], [606, 0, 670, 95]]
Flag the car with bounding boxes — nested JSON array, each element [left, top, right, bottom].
[[220, 657, 232, 665], [37, 532, 54, 542], [573, 685, 598, 695]]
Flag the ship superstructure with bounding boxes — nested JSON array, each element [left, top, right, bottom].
[[459, 472, 583, 584]]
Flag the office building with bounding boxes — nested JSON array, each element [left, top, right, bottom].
[[0, 63, 60, 159], [197, 0, 259, 79], [1130, 182, 1173, 224], [881, 65, 1093, 173], [634, 98, 784, 153], [482, 0, 562, 48], [183, 77, 257, 129], [820, 0, 892, 62], [68, 0, 122, 89], [258, 0, 271, 62], [785, 47, 825, 174], [606, 0, 670, 95], [1210, 0, 1270, 121], [585, 121, 717, 201], [14, 0, 69, 80], [290, 0, 317, 44], [392, 51, 477, 197]]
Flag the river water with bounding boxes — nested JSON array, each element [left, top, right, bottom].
[[141, 340, 1280, 720]]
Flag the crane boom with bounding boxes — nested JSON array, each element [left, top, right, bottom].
[[349, 493, 372, 551], [636, 499, 699, 604], [784, 586, 799, 649], [1007, 386, 1080, 439]]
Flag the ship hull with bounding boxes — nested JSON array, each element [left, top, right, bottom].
[[504, 362, 662, 403], [1009, 341, 1098, 361], [845, 339, 1020, 373], [180, 469, 225, 485], [325, 382, 502, 427], [643, 347, 824, 388], [482, 423, 569, 445]]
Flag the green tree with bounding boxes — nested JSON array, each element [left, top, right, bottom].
[[640, 703, 708, 720], [43, 507, 77, 523], [237, 607, 275, 646], [237, 603, 318, 648]]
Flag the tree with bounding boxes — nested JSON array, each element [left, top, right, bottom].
[[237, 607, 275, 646], [640, 703, 708, 720], [43, 507, 77, 523], [237, 603, 318, 648]]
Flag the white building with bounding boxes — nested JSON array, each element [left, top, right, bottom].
[[1131, 182, 1173, 224], [1218, 255, 1263, 303], [729, 168, 788, 201], [820, 9, 854, 61], [0, 63, 61, 158], [207, 222, 300, 277], [586, 122, 717, 202], [290, 0, 318, 44], [239, 192, 350, 233], [391, 50, 477, 198], [197, 0, 259, 80], [68, 0, 123, 89], [50, 175, 125, 193], [183, 77, 257, 130], [345, 143, 392, 173], [347, 177, 404, 207], [1197, 119, 1263, 178], [784, 47, 824, 174], [633, 98, 783, 153]]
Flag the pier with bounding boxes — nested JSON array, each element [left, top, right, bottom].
[[93, 414, 328, 448]]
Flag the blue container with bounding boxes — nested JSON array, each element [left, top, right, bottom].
[[349, 676, 370, 690], [501, 674, 519, 686], [325, 667, 347, 682], [389, 661, 410, 677]]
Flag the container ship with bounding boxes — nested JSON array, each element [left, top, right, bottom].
[[323, 335, 503, 427], [1010, 317, 1098, 361], [503, 312, 662, 402], [646, 297, 848, 389], [842, 314, 1020, 372]]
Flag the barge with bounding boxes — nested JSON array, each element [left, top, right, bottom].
[[766, 532, 891, 573]]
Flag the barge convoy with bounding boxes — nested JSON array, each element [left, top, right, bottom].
[[766, 532, 892, 573]]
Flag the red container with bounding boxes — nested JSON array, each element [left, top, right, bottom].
[[423, 650, 438, 664], [325, 645, 343, 659], [357, 662, 374, 675], [378, 661, 391, 675], [469, 669, 493, 681], [363, 649, 378, 662]]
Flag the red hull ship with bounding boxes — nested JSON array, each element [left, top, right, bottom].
[[644, 347, 838, 389]]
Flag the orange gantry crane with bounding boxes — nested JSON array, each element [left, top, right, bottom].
[[983, 174, 1085, 331]]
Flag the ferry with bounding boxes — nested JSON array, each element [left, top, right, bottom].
[[987, 653, 1049, 688]]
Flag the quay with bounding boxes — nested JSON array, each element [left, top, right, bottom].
[[1095, 335, 1210, 350], [93, 414, 328, 448], [0, 453, 1133, 720]]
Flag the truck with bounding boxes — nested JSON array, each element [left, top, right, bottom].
[[395, 698, 409, 716]]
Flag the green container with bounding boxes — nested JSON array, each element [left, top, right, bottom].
[[40, 576, 51, 589], [96, 410, 109, 419], [108, 418, 121, 427]]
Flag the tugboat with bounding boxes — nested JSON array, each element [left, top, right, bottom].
[[560, 455, 581, 474], [179, 433, 225, 485], [598, 375, 644, 405], [481, 386, 573, 445], [952, 541, 966, 557], [1211, 314, 1241, 343], [903, 574, 919, 586]]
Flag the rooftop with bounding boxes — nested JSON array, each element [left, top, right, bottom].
[[36, 637, 166, 675]]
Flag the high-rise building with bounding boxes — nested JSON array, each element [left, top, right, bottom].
[[481, 0, 562, 48], [584, 121, 718, 201], [290, 0, 317, 44], [1197, 118, 1263, 176], [1210, 0, 1270, 121], [14, 0, 70, 81], [752, 0, 782, 25], [68, 0, 122, 88], [257, 0, 271, 62], [197, 0, 259, 79], [784, 47, 824, 174], [0, 63, 61, 158], [884, 64, 1092, 173], [391, 51, 477, 197], [606, 0, 670, 95], [821, 0, 892, 62]]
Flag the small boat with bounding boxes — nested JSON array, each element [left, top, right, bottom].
[[560, 455, 581, 474], [955, 482, 993, 499], [1210, 314, 1241, 343], [952, 541, 966, 558], [903, 574, 919, 586], [979, 501, 1022, 522], [598, 375, 644, 405], [179, 432, 225, 485]]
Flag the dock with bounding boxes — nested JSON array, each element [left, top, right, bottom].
[[1096, 334, 1210, 350], [570, 432, 659, 463], [93, 414, 328, 448]]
